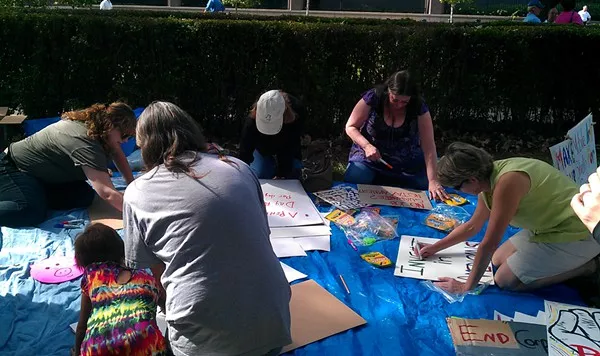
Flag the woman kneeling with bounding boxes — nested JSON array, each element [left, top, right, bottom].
[[419, 142, 600, 293]]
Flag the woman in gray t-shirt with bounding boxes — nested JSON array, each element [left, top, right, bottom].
[[123, 101, 292, 356], [0, 102, 136, 227]]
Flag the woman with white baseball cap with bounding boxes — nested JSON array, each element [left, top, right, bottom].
[[239, 90, 305, 179]]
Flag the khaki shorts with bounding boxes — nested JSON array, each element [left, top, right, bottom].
[[506, 229, 600, 284]]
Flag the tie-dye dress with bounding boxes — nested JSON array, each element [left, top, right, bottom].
[[80, 262, 167, 356]]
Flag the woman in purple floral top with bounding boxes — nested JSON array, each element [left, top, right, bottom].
[[344, 70, 449, 201]]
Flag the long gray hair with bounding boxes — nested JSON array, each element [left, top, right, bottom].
[[136, 101, 208, 174]]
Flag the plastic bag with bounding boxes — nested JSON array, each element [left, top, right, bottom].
[[127, 149, 144, 171], [421, 280, 491, 303], [341, 210, 398, 246], [423, 204, 470, 232]]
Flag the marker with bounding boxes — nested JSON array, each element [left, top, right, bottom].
[[414, 242, 423, 261], [62, 219, 84, 224], [339, 275, 350, 294], [379, 158, 393, 170], [54, 223, 81, 229], [347, 239, 358, 251]]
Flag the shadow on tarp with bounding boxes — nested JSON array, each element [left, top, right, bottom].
[[0, 285, 80, 356], [0, 213, 84, 356]]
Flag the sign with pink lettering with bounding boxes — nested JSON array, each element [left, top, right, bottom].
[[357, 184, 433, 210], [260, 179, 324, 228], [394, 235, 494, 285], [549, 114, 596, 186]]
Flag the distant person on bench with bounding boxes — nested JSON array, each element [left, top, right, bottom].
[[546, 7, 559, 23], [205, 0, 225, 12], [579, 5, 591, 24], [523, 0, 544, 23], [555, 0, 584, 24], [0, 103, 135, 228]]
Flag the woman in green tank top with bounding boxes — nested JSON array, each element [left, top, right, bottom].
[[417, 142, 600, 294]]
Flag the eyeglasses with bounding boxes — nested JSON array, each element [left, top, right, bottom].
[[453, 179, 468, 190]]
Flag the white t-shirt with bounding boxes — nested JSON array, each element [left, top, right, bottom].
[[579, 10, 591, 22], [99, 0, 112, 10], [124, 153, 292, 356]]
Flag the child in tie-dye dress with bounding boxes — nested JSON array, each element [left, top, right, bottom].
[[72, 223, 167, 356]]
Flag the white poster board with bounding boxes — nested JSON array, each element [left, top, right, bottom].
[[357, 184, 432, 210], [545, 300, 600, 356], [260, 179, 323, 228], [549, 114, 596, 185], [394, 235, 494, 285]]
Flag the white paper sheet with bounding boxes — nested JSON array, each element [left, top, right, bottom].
[[394, 235, 494, 284], [270, 225, 331, 238], [513, 311, 545, 325], [320, 213, 331, 226], [260, 179, 323, 227], [270, 238, 307, 258], [536, 310, 545, 322], [280, 262, 308, 283], [294, 235, 331, 251], [493, 310, 514, 321], [156, 311, 167, 335]]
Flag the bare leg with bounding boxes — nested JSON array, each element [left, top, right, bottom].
[[491, 240, 517, 267], [495, 257, 598, 292]]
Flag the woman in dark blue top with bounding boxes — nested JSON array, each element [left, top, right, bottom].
[[344, 70, 448, 201]]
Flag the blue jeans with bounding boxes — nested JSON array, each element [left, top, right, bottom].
[[0, 153, 96, 228], [344, 161, 428, 190], [249, 150, 303, 179]]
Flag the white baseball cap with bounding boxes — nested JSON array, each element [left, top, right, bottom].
[[256, 90, 285, 135]]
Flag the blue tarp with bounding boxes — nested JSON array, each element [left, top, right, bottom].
[[0, 179, 586, 355]]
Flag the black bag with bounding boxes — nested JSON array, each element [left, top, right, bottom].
[[301, 142, 333, 192]]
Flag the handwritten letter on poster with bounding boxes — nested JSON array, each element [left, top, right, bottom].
[[357, 184, 433, 210], [394, 236, 494, 285], [260, 179, 323, 228], [549, 114, 597, 185]]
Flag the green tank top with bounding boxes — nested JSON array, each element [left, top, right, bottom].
[[482, 158, 589, 243]]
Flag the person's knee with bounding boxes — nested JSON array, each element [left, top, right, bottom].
[[344, 162, 375, 184], [491, 251, 502, 267], [0, 201, 46, 228], [494, 264, 524, 291], [250, 151, 276, 179]]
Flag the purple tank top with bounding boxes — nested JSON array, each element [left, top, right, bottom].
[[348, 88, 429, 175]]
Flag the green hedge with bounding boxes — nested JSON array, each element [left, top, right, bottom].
[[0, 9, 598, 141]]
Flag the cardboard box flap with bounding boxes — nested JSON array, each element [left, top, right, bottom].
[[282, 280, 366, 353], [87, 196, 123, 230], [0, 115, 27, 125]]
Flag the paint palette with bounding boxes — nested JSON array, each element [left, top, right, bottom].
[[30, 256, 84, 284]]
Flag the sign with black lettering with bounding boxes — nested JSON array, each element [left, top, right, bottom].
[[394, 236, 494, 284]]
